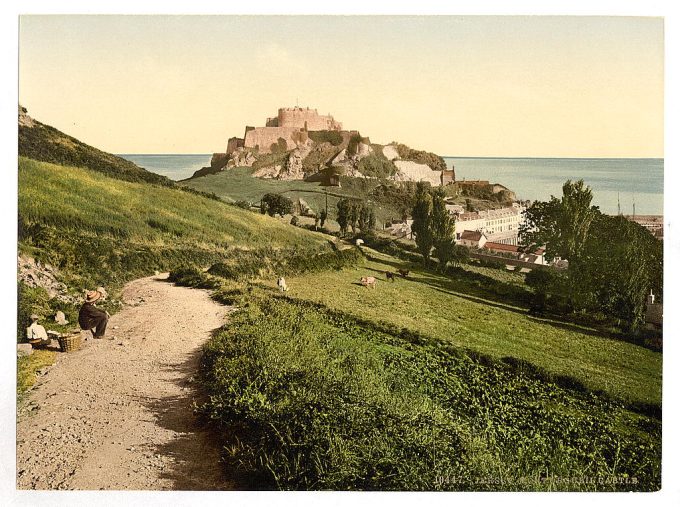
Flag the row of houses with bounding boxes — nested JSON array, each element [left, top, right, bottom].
[[385, 203, 526, 245], [457, 231, 549, 265], [453, 203, 525, 245]]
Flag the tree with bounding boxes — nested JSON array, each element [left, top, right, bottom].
[[520, 180, 597, 264], [430, 189, 456, 270], [411, 182, 434, 263], [358, 203, 376, 232], [520, 180, 662, 327], [337, 198, 360, 235], [261, 193, 294, 217]]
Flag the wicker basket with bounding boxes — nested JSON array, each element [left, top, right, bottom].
[[57, 333, 82, 353]]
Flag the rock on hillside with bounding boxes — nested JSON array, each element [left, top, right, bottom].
[[18, 106, 173, 187], [18, 254, 77, 304], [393, 160, 442, 186]]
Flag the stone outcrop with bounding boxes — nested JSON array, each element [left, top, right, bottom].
[[210, 153, 229, 170], [18, 255, 77, 304], [278, 143, 313, 180], [393, 160, 442, 186], [18, 105, 36, 128], [227, 149, 257, 169]]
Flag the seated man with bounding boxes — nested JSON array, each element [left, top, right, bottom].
[[26, 314, 50, 348], [78, 289, 110, 339]]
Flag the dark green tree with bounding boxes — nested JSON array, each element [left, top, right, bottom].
[[520, 180, 662, 327], [337, 198, 361, 235], [261, 193, 294, 217], [430, 189, 456, 270], [411, 182, 434, 263], [358, 203, 376, 232]]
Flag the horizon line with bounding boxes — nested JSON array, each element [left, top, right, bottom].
[[117, 153, 664, 160]]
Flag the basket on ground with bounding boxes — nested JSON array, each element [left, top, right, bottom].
[[58, 333, 82, 352]]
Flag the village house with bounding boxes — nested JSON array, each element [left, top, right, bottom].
[[483, 242, 547, 265], [458, 230, 487, 249]]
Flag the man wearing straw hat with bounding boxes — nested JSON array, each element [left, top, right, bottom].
[[78, 288, 110, 339]]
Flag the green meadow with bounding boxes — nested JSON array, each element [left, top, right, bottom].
[[272, 249, 661, 408], [180, 166, 405, 225], [171, 256, 661, 491], [18, 157, 327, 288], [18, 153, 662, 491]]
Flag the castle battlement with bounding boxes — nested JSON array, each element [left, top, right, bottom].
[[229, 106, 344, 154]]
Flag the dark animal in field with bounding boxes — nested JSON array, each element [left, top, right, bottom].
[[397, 269, 410, 278], [386, 271, 395, 282], [360, 276, 377, 288]]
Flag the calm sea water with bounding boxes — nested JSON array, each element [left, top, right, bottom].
[[118, 154, 212, 182], [444, 157, 663, 216], [119, 154, 664, 216]]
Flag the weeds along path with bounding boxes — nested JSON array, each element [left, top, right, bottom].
[[16, 273, 235, 490]]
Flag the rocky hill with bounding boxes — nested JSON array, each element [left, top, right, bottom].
[[185, 106, 452, 186], [18, 106, 174, 187]]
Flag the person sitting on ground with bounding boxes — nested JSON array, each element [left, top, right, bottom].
[[26, 314, 50, 348], [78, 289, 110, 339]]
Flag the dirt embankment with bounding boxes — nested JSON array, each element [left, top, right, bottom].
[[17, 273, 235, 490]]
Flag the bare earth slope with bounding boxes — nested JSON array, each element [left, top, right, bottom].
[[17, 274, 234, 490]]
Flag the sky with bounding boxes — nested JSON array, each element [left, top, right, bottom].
[[19, 15, 664, 157]]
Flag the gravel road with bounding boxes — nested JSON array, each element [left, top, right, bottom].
[[16, 273, 235, 490]]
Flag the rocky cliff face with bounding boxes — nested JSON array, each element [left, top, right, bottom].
[[192, 123, 448, 186]]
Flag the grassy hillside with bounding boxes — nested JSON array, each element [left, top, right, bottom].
[[180, 167, 410, 225], [19, 112, 173, 186], [168, 267, 660, 491], [270, 249, 661, 408], [18, 157, 326, 291]]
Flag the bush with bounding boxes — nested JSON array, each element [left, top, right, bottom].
[[199, 296, 661, 491], [261, 193, 294, 217], [308, 130, 343, 146], [207, 245, 364, 281], [357, 154, 397, 179], [393, 143, 446, 172]]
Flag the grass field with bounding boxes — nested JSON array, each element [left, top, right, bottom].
[[18, 157, 327, 289], [259, 248, 661, 408], [190, 274, 660, 491], [180, 167, 405, 226]]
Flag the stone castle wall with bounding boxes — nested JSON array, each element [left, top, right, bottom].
[[277, 107, 342, 130], [244, 127, 308, 154]]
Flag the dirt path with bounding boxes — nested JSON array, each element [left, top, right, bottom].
[[16, 273, 235, 490]]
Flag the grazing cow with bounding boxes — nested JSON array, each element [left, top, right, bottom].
[[277, 277, 289, 292], [360, 276, 377, 288], [386, 271, 395, 282], [398, 269, 410, 278]]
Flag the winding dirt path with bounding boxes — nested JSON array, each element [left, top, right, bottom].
[[16, 273, 235, 490]]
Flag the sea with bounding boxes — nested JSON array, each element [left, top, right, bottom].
[[118, 154, 664, 216]]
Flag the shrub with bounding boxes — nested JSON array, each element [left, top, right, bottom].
[[261, 193, 294, 217], [392, 143, 446, 172], [308, 130, 343, 146], [199, 296, 661, 491], [357, 154, 397, 179]]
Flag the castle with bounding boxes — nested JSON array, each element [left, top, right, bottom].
[[227, 107, 343, 155]]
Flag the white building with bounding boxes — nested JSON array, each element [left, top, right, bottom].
[[453, 204, 525, 245]]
